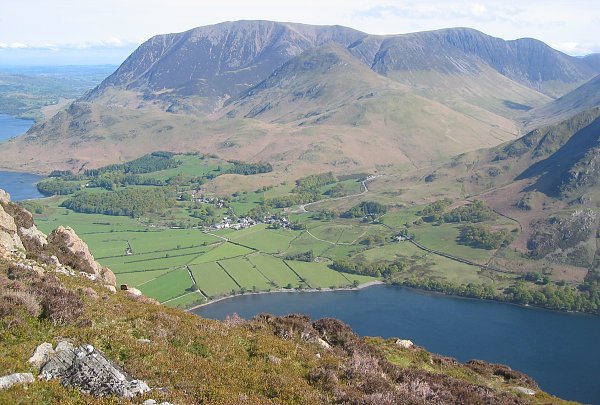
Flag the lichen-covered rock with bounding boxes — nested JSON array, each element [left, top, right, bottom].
[[40, 342, 150, 398], [29, 342, 55, 371], [47, 226, 102, 276], [0, 372, 34, 390]]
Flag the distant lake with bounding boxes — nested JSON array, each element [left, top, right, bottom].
[[0, 113, 34, 141], [0, 171, 44, 201], [194, 285, 600, 404], [0, 114, 43, 200]]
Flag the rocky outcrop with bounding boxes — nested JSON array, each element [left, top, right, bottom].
[[0, 191, 24, 252], [39, 341, 150, 398], [46, 226, 116, 286], [0, 190, 48, 254], [48, 226, 102, 276]]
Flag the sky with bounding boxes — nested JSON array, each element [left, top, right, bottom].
[[1, 0, 599, 65]]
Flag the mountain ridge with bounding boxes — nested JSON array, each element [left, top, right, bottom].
[[4, 20, 600, 175]]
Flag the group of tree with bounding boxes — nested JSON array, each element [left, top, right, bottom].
[[400, 277, 600, 314], [441, 200, 496, 223], [85, 151, 181, 177], [61, 187, 174, 217], [264, 172, 343, 208], [285, 250, 314, 262], [417, 198, 452, 219], [341, 201, 387, 219], [331, 257, 405, 278], [37, 178, 82, 196], [227, 161, 273, 175], [294, 172, 337, 192], [459, 224, 513, 249]]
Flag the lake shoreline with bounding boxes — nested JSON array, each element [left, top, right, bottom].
[[186, 280, 385, 311]]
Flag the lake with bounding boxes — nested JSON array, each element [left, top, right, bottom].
[[0, 171, 44, 201], [194, 285, 600, 404], [0, 114, 43, 200], [0, 113, 34, 141]]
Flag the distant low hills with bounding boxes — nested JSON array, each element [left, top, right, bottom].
[[3, 20, 600, 175]]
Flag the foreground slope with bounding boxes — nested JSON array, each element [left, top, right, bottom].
[[0, 189, 571, 404]]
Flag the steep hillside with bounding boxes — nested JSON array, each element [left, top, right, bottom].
[[526, 74, 600, 128], [0, 189, 570, 404], [373, 108, 600, 273]]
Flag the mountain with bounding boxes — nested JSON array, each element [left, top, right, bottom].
[[3, 21, 600, 175], [83, 21, 366, 113], [0, 189, 568, 404], [526, 74, 600, 128], [352, 28, 596, 98]]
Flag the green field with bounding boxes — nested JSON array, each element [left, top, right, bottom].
[[286, 261, 353, 288], [162, 292, 206, 309], [227, 224, 300, 254], [138, 268, 194, 303], [247, 254, 302, 288], [189, 262, 240, 297], [188, 242, 255, 264], [116, 268, 174, 287], [218, 257, 272, 291]]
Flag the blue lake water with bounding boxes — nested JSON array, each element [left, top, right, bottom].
[[0, 115, 43, 200], [0, 171, 44, 201], [194, 285, 600, 404], [0, 113, 34, 141]]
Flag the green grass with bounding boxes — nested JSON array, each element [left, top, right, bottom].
[[411, 223, 492, 263], [247, 254, 302, 288], [162, 292, 206, 309], [218, 257, 272, 291], [285, 261, 353, 288], [140, 155, 232, 181], [284, 232, 334, 256], [138, 268, 194, 303], [115, 268, 174, 287], [125, 230, 219, 254], [101, 247, 210, 274], [189, 262, 240, 297], [227, 224, 300, 254], [188, 242, 255, 264]]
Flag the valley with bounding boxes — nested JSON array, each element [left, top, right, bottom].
[[2, 17, 600, 404]]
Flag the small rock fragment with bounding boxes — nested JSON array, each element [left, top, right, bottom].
[[0, 373, 34, 390], [395, 339, 414, 349], [513, 386, 536, 396]]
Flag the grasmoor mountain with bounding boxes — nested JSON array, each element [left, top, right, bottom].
[[3, 20, 600, 174]]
